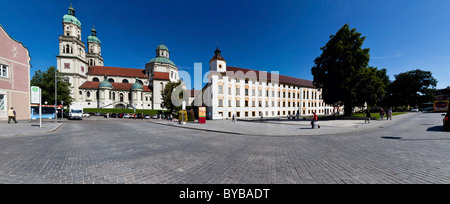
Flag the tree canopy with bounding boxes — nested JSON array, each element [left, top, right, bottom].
[[311, 23, 374, 116], [30, 66, 73, 105], [161, 80, 188, 114], [355, 67, 390, 107], [387, 69, 437, 107]]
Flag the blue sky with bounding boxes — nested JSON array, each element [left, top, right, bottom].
[[1, 0, 449, 89]]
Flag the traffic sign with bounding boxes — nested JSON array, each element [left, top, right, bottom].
[[31, 86, 41, 104]]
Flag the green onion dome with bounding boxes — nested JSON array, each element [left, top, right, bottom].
[[148, 57, 176, 66], [99, 76, 113, 89], [62, 5, 81, 28], [156, 43, 169, 51], [87, 27, 101, 44], [131, 78, 143, 90]]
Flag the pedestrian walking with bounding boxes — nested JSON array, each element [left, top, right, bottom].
[[364, 109, 371, 123], [380, 109, 385, 120], [386, 107, 392, 120], [8, 107, 17, 124], [232, 114, 235, 122], [311, 111, 320, 129]]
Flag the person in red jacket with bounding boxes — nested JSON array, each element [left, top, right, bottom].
[[311, 112, 320, 129]]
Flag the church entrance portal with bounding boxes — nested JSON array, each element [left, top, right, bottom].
[[115, 104, 126, 109]]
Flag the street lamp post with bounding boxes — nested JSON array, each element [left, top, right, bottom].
[[61, 100, 64, 120], [55, 68, 57, 123]]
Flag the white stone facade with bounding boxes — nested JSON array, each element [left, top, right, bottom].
[[201, 48, 343, 120], [57, 5, 179, 111]]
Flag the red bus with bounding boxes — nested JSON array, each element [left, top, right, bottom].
[[434, 87, 450, 112]]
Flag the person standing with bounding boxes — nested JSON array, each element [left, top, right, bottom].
[[380, 109, 385, 120], [311, 111, 319, 129], [365, 109, 371, 123], [388, 107, 393, 120], [232, 114, 236, 122], [8, 107, 17, 124]]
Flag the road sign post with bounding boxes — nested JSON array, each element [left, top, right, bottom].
[[31, 86, 42, 128]]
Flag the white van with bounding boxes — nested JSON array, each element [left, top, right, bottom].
[[69, 106, 83, 120]]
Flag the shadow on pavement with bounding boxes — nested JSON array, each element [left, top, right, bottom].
[[427, 126, 445, 132]]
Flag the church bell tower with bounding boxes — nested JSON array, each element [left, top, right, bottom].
[[56, 4, 89, 104]]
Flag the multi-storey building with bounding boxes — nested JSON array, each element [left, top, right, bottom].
[[200, 47, 342, 120], [56, 4, 181, 110], [0, 25, 31, 120]]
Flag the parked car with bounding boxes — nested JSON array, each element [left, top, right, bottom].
[[152, 114, 158, 119], [443, 111, 450, 131], [123, 113, 130, 118], [411, 108, 419, 112], [144, 114, 151, 119]]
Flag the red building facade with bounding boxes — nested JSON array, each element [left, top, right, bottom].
[[0, 25, 31, 120]]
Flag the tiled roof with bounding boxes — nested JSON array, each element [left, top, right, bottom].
[[153, 72, 170, 80], [88, 66, 147, 78], [79, 81, 100, 89], [226, 66, 315, 88], [79, 81, 152, 92]]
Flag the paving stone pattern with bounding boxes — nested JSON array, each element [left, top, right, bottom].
[[0, 113, 449, 184]]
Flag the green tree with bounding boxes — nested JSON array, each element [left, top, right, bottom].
[[30, 66, 73, 105], [311, 23, 371, 116], [388, 69, 437, 107], [161, 80, 188, 114], [355, 67, 390, 107]]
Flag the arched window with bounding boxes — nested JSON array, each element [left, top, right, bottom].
[[108, 78, 115, 83], [119, 93, 124, 102], [113, 92, 116, 100], [87, 91, 91, 98], [65, 45, 70, 54], [122, 79, 129, 83], [93, 77, 99, 82]]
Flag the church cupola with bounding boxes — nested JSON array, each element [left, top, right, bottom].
[[209, 44, 226, 72], [86, 25, 103, 66], [87, 26, 101, 45], [156, 43, 170, 58], [62, 4, 81, 29], [68, 4, 75, 16]]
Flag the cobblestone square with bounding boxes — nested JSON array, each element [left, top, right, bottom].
[[0, 113, 449, 184]]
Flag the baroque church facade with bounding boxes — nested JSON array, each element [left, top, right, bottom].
[[57, 4, 181, 110]]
